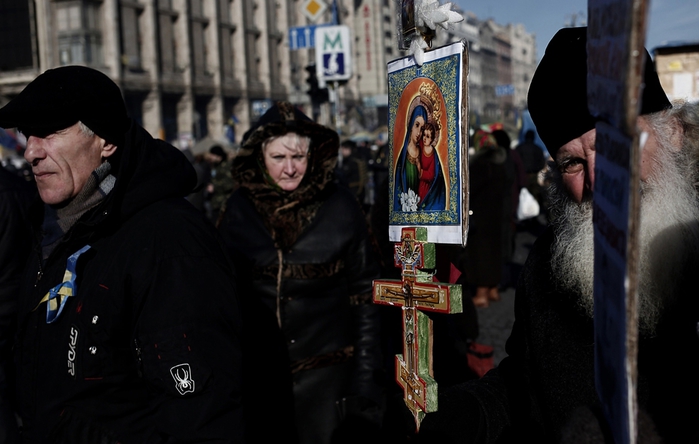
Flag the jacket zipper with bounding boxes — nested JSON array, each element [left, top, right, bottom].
[[276, 249, 283, 328], [34, 259, 43, 287], [134, 338, 143, 377]]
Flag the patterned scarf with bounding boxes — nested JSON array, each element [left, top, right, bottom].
[[41, 162, 116, 259], [231, 101, 339, 250]]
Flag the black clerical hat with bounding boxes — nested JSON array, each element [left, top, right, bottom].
[[527, 27, 671, 158]]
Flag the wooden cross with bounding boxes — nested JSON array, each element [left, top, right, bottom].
[[373, 227, 462, 429]]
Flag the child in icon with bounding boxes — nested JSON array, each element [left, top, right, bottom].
[[418, 122, 437, 205]]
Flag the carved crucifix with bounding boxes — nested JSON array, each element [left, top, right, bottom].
[[373, 227, 462, 429]]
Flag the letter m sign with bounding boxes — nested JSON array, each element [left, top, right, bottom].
[[315, 25, 352, 84]]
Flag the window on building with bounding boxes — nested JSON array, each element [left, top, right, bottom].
[[242, 1, 260, 81], [266, 0, 281, 87], [191, 0, 203, 16], [157, 0, 179, 74], [0, 0, 35, 70], [55, 0, 103, 66], [120, 1, 145, 71], [161, 94, 180, 143], [218, 0, 230, 18], [219, 0, 237, 79], [219, 0, 236, 80], [245, 32, 261, 81], [194, 96, 210, 140], [191, 1, 210, 78]]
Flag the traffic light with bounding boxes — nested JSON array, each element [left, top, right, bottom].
[[305, 64, 329, 103]]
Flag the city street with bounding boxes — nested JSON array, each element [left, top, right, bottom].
[[475, 215, 547, 366]]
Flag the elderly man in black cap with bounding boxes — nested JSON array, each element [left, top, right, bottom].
[[415, 27, 699, 443], [0, 66, 244, 442]]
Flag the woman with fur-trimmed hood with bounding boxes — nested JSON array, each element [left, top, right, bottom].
[[217, 102, 383, 443]]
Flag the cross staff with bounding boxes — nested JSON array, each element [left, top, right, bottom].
[[373, 227, 462, 429], [587, 2, 649, 442]]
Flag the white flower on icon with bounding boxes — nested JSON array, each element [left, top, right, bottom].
[[400, 189, 421, 212]]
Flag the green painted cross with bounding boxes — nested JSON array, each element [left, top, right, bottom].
[[373, 227, 462, 429]]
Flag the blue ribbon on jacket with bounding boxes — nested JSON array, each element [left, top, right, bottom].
[[34, 245, 91, 324]]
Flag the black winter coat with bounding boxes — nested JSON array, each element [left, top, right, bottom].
[[0, 167, 35, 443], [419, 226, 699, 443], [218, 101, 382, 444], [15, 123, 243, 443], [220, 184, 382, 444]]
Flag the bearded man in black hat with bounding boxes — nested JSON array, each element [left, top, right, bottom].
[[0, 66, 244, 442], [416, 27, 699, 443]]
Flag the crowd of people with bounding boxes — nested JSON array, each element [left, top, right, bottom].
[[0, 24, 697, 443]]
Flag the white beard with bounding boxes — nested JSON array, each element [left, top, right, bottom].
[[549, 147, 699, 336]]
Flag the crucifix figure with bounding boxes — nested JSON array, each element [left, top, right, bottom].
[[373, 227, 462, 429]]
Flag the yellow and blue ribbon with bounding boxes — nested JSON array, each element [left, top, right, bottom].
[[35, 245, 91, 324]]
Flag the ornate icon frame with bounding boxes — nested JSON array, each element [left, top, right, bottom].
[[387, 41, 469, 246]]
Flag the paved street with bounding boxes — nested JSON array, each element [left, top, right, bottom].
[[475, 217, 547, 366]]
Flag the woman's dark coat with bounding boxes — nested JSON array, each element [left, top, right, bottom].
[[218, 102, 383, 444], [15, 122, 243, 443]]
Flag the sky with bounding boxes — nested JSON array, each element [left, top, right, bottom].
[[452, 0, 699, 62]]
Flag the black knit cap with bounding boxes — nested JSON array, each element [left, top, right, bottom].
[[0, 65, 130, 146], [527, 27, 671, 158]]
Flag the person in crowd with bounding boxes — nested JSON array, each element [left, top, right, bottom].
[[0, 66, 244, 442], [182, 145, 211, 215], [336, 139, 368, 203], [515, 129, 547, 211], [217, 101, 383, 444], [462, 130, 508, 308], [0, 165, 35, 443], [184, 145, 232, 222], [491, 128, 527, 290], [206, 144, 236, 224], [417, 26, 699, 443]]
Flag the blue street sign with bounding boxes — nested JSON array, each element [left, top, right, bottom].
[[495, 84, 515, 96], [289, 25, 318, 50]]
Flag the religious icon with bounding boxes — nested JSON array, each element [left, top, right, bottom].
[[387, 41, 469, 245], [393, 83, 448, 213]]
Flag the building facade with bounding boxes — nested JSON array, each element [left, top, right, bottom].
[[653, 42, 699, 104], [0, 0, 536, 148]]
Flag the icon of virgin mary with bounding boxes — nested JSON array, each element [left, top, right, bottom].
[[393, 93, 447, 212]]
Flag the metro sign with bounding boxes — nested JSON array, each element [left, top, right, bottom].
[[301, 0, 327, 22], [315, 25, 352, 85]]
